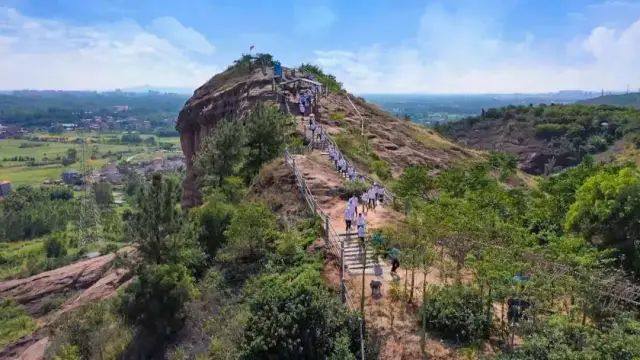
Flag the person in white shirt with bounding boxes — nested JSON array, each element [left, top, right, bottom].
[[360, 192, 369, 213], [344, 205, 354, 231], [338, 158, 346, 175], [347, 167, 355, 181], [356, 213, 366, 243], [368, 187, 377, 209], [349, 195, 358, 210]]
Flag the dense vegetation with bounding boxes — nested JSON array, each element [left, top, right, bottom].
[[436, 104, 640, 171], [16, 101, 373, 359], [0, 91, 187, 128], [194, 103, 295, 186], [579, 92, 640, 109], [381, 153, 640, 356]]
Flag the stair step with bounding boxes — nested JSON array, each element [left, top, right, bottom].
[[346, 263, 379, 269]]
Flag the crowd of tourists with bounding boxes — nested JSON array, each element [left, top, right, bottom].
[[297, 88, 315, 116]]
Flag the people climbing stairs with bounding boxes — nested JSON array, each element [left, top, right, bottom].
[[281, 80, 391, 276]]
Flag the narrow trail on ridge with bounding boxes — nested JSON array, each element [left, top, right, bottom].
[[286, 93, 460, 359]]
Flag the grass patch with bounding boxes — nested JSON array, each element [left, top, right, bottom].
[[406, 122, 456, 150], [334, 129, 392, 180], [0, 300, 37, 349], [329, 111, 346, 122]]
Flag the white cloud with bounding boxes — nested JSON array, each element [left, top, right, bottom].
[[0, 7, 219, 90], [313, 6, 640, 94], [148, 16, 215, 55]]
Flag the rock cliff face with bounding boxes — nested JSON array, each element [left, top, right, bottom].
[[176, 67, 280, 208]]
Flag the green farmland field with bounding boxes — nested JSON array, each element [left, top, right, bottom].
[[0, 133, 181, 186]]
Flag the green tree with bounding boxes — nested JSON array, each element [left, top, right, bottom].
[[62, 148, 77, 165], [242, 103, 294, 179], [0, 186, 77, 241], [126, 173, 204, 269], [44, 232, 67, 258], [565, 166, 640, 244], [92, 181, 113, 207], [221, 202, 279, 260], [192, 195, 235, 259], [393, 165, 432, 210], [195, 118, 247, 187], [120, 263, 198, 339], [421, 284, 490, 344], [241, 264, 357, 359]]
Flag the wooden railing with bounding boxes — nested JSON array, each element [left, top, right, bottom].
[[284, 148, 355, 310]]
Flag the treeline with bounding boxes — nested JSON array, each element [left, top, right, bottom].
[[0, 91, 187, 127], [0, 186, 76, 241], [377, 153, 640, 357]]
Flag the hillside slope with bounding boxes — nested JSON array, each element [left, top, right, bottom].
[[177, 64, 479, 207], [440, 104, 640, 174], [579, 92, 640, 109]]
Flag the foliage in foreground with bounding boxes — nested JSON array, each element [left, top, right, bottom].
[[242, 262, 357, 359], [498, 315, 640, 360], [120, 263, 198, 339], [421, 284, 490, 344], [48, 301, 132, 360], [0, 300, 37, 349]]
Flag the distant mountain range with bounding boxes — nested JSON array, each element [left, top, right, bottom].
[[578, 92, 640, 109]]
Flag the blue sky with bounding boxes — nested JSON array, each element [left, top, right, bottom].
[[1, 0, 639, 93]]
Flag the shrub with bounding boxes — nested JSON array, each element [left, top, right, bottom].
[[535, 123, 568, 138], [342, 180, 369, 199], [44, 233, 67, 258], [241, 264, 357, 358], [0, 300, 37, 349], [299, 64, 343, 93], [497, 315, 640, 360], [120, 264, 198, 338], [585, 135, 608, 153], [393, 165, 431, 200], [329, 112, 346, 122], [222, 202, 279, 260], [193, 197, 234, 259], [371, 160, 392, 180], [48, 301, 131, 360], [421, 284, 490, 343]]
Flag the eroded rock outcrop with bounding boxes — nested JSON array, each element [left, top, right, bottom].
[[177, 67, 281, 208], [0, 249, 133, 360], [0, 253, 118, 315]]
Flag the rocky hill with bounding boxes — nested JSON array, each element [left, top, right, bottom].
[[439, 104, 640, 174], [177, 63, 479, 207]]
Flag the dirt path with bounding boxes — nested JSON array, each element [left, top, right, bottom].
[[289, 92, 482, 358]]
